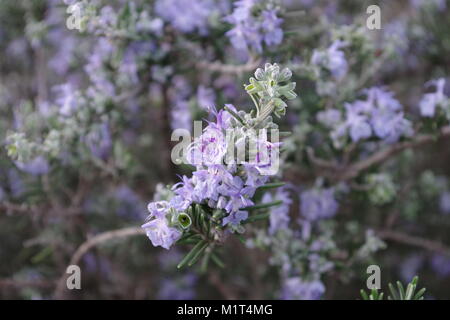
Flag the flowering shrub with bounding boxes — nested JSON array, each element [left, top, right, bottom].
[[1, 0, 450, 300]]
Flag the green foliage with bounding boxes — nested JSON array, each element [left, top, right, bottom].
[[360, 276, 426, 300]]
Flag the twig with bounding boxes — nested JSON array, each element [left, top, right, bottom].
[[53, 227, 145, 299], [306, 147, 338, 169], [337, 126, 450, 181], [377, 229, 450, 257]]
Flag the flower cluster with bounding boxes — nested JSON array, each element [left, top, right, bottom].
[[318, 87, 413, 147], [142, 63, 297, 253], [225, 0, 284, 54], [155, 0, 224, 35]]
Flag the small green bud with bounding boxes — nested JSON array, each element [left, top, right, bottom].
[[178, 213, 192, 229]]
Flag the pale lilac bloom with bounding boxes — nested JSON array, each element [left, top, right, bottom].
[[225, 0, 283, 53], [142, 217, 181, 250], [341, 87, 412, 143], [344, 103, 372, 142], [147, 201, 172, 219], [261, 9, 284, 46], [188, 124, 227, 166], [281, 277, 325, 300], [222, 210, 248, 226], [371, 110, 413, 143]]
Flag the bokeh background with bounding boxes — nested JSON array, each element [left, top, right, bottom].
[[1, 0, 450, 299]]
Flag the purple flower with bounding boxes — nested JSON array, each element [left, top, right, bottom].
[[371, 110, 413, 143], [261, 9, 284, 46], [345, 103, 372, 142], [340, 87, 413, 143], [222, 210, 248, 226], [300, 188, 338, 221], [142, 218, 181, 250], [225, 0, 283, 53], [281, 277, 325, 300], [155, 0, 216, 34], [15, 156, 50, 176], [188, 124, 227, 166]]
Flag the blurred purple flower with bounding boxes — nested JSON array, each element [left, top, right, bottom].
[[419, 79, 446, 117], [440, 191, 450, 214], [85, 122, 112, 160], [15, 156, 50, 176], [54, 83, 78, 116], [430, 254, 450, 278], [155, 0, 216, 34], [222, 210, 248, 226], [300, 187, 338, 221], [311, 40, 348, 79], [158, 274, 197, 300], [197, 86, 216, 110], [281, 277, 325, 300], [263, 187, 292, 235]]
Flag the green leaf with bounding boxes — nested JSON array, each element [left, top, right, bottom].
[[243, 200, 282, 211], [388, 283, 399, 300], [257, 182, 285, 190], [360, 289, 369, 300], [396, 281, 405, 300], [177, 239, 208, 269], [188, 241, 209, 267], [243, 213, 270, 224], [211, 253, 225, 269]]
